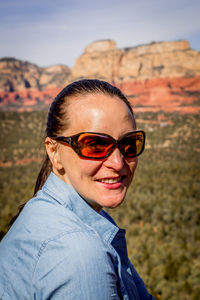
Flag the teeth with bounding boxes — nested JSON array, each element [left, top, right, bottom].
[[99, 177, 121, 184]]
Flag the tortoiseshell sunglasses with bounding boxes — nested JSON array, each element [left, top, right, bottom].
[[50, 130, 145, 160]]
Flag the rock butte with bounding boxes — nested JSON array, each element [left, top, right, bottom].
[[0, 39, 200, 113]]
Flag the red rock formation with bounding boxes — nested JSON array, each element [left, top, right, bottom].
[[0, 40, 200, 113], [0, 57, 70, 92], [118, 76, 200, 113], [0, 88, 61, 110], [70, 40, 200, 82]]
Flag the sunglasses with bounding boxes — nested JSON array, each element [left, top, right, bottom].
[[50, 130, 145, 160]]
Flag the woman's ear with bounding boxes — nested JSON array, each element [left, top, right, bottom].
[[45, 137, 63, 171]]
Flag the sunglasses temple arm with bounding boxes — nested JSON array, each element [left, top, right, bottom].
[[54, 136, 72, 146]]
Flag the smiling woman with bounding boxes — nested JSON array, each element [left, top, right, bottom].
[[0, 79, 154, 300]]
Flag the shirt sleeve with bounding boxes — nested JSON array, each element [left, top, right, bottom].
[[32, 230, 120, 300]]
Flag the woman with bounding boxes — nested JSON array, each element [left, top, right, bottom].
[[0, 79, 154, 299]]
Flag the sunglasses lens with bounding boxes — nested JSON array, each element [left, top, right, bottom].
[[120, 132, 144, 158], [77, 133, 114, 158]]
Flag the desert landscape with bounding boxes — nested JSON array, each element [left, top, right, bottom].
[[0, 39, 200, 299]]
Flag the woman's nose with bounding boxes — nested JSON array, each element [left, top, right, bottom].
[[104, 148, 124, 171]]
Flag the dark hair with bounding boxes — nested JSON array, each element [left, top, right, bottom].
[[10, 79, 135, 224]]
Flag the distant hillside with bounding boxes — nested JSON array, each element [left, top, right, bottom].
[[0, 57, 70, 92], [0, 39, 200, 112]]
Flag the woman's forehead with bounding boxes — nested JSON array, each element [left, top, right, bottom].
[[68, 92, 132, 113], [65, 93, 135, 136]]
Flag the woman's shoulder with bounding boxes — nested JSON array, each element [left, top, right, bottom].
[[0, 196, 116, 299], [0, 193, 106, 264], [19, 194, 95, 241], [0, 192, 98, 259]]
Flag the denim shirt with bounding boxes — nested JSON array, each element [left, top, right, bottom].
[[0, 172, 154, 300]]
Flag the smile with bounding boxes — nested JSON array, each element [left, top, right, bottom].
[[97, 177, 122, 184]]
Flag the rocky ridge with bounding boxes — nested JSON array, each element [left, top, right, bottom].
[[71, 39, 200, 82], [0, 57, 70, 92], [0, 39, 200, 113]]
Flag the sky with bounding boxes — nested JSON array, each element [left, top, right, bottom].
[[0, 0, 200, 68]]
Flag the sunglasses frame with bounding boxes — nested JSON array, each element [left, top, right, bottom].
[[49, 130, 145, 160]]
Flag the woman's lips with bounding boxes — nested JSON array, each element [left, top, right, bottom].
[[97, 176, 122, 184], [96, 176, 125, 189]]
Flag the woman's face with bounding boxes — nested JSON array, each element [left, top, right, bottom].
[[51, 93, 138, 212]]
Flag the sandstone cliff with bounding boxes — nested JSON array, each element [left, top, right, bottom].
[[71, 39, 200, 82], [0, 39, 200, 113]]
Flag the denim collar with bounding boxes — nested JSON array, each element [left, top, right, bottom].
[[42, 172, 119, 245]]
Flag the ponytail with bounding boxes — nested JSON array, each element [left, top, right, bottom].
[[34, 154, 52, 195]]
